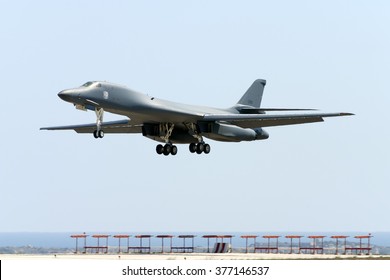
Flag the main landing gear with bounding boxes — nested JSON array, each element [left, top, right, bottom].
[[185, 122, 210, 155], [155, 123, 211, 156], [155, 142, 211, 156], [189, 142, 211, 154], [155, 123, 177, 156], [156, 144, 178, 156]]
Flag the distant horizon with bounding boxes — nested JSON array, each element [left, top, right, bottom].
[[0, 230, 385, 233], [1, 232, 389, 248]]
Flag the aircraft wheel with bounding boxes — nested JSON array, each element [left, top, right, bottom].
[[189, 143, 197, 153], [196, 143, 204, 154], [156, 144, 164, 155], [171, 145, 178, 155], [204, 144, 211, 154], [98, 130, 104, 138], [163, 144, 171, 156], [93, 130, 99, 139]]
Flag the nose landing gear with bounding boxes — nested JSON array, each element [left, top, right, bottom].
[[93, 108, 105, 139], [93, 129, 104, 139]]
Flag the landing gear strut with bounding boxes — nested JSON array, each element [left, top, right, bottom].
[[185, 123, 210, 155], [155, 123, 178, 156]]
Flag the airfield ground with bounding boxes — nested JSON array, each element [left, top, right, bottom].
[[1, 253, 389, 260]]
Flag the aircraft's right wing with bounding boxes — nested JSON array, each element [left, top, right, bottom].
[[40, 119, 143, 134], [202, 112, 354, 128]]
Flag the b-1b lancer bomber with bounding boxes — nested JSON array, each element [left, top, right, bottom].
[[41, 79, 353, 155]]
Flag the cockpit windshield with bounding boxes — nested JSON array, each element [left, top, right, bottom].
[[81, 81, 95, 87]]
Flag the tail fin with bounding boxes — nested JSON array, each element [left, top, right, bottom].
[[236, 79, 266, 108]]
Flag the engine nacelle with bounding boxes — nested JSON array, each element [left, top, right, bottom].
[[201, 122, 259, 142], [253, 127, 269, 140], [142, 122, 269, 143]]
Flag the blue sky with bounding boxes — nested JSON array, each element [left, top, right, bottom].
[[0, 0, 389, 233]]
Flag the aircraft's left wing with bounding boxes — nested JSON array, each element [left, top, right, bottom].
[[40, 119, 143, 134], [202, 112, 353, 128]]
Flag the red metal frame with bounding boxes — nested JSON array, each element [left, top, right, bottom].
[[156, 235, 174, 253], [70, 234, 88, 254], [330, 235, 349, 255], [128, 235, 152, 253], [113, 235, 130, 253], [285, 235, 303, 254], [300, 236, 326, 254], [255, 236, 280, 253], [172, 235, 196, 253], [240, 235, 258, 253]]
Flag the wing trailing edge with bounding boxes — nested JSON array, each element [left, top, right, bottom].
[[202, 112, 354, 128]]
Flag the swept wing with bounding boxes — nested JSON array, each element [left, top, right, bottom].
[[40, 119, 142, 134], [202, 112, 353, 128]]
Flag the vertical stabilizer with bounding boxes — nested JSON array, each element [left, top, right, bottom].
[[236, 79, 266, 108]]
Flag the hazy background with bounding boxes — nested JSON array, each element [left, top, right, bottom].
[[0, 0, 389, 233]]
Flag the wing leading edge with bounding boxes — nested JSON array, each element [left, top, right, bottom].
[[202, 112, 354, 128], [40, 119, 142, 134], [40, 112, 353, 133]]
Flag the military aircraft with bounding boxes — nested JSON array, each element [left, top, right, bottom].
[[40, 79, 353, 155]]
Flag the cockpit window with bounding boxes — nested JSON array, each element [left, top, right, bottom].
[[81, 81, 95, 87]]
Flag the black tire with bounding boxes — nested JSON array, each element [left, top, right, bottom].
[[189, 143, 197, 153], [93, 130, 98, 139], [171, 145, 178, 155], [98, 130, 104, 138], [196, 143, 204, 154], [163, 144, 171, 156], [204, 144, 211, 154], [156, 144, 164, 154]]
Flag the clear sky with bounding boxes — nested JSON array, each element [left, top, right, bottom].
[[0, 0, 389, 233]]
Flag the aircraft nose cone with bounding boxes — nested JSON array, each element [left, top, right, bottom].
[[58, 90, 74, 102], [57, 91, 66, 99]]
